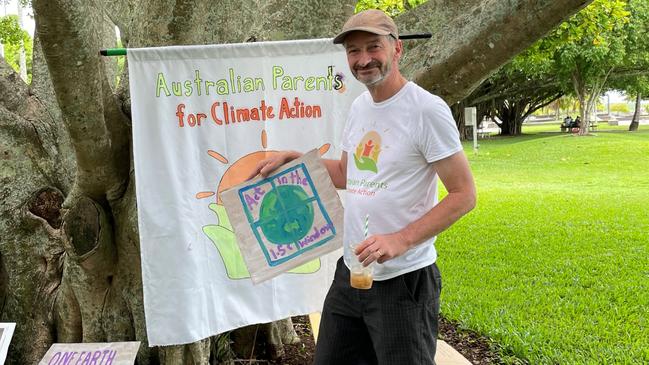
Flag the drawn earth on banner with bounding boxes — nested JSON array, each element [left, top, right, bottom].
[[196, 141, 334, 280]]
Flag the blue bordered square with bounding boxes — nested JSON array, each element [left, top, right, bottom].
[[238, 163, 336, 266]]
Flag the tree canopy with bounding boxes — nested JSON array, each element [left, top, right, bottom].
[[606, 0, 649, 131], [464, 0, 649, 135], [0, 15, 29, 45], [355, 0, 428, 15], [1, 15, 32, 82]]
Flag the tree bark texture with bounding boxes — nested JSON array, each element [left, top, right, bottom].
[[1, 0, 592, 363]]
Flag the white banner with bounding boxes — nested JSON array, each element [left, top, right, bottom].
[[128, 39, 363, 346]]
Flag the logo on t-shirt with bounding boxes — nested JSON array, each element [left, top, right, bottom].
[[353, 131, 382, 173]]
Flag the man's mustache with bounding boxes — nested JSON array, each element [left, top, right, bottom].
[[355, 61, 381, 71]]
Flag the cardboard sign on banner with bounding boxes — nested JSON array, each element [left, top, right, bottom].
[[38, 342, 140, 365], [221, 149, 344, 284]]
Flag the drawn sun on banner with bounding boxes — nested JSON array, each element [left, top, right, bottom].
[[195, 130, 332, 280]]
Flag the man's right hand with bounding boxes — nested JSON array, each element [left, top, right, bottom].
[[246, 151, 302, 180]]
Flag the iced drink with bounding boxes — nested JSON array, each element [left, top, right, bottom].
[[350, 265, 373, 289], [349, 243, 373, 289]]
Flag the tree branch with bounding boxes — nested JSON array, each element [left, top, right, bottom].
[[0, 58, 29, 112], [470, 80, 561, 105], [522, 91, 563, 119], [33, 0, 129, 201], [99, 0, 132, 43]]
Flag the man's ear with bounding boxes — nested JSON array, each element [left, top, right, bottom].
[[394, 39, 403, 60]]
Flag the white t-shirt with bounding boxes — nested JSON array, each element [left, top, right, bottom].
[[341, 82, 463, 280]]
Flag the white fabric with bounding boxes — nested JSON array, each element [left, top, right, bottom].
[[128, 39, 364, 346], [341, 82, 463, 280]]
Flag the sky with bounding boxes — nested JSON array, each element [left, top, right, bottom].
[[605, 90, 628, 104]]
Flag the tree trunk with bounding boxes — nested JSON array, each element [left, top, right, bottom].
[[451, 101, 470, 140], [497, 103, 515, 136], [496, 100, 524, 136], [573, 68, 612, 135], [583, 96, 593, 135], [578, 90, 600, 135], [629, 92, 641, 131], [1, 0, 593, 363], [578, 96, 587, 135]]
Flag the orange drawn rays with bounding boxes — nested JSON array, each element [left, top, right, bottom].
[[197, 150, 228, 199], [208, 150, 228, 164], [196, 191, 215, 199]]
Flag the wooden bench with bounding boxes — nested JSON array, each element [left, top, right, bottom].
[[561, 124, 597, 133], [477, 129, 491, 138]]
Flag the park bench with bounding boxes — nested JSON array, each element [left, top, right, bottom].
[[477, 128, 491, 138], [560, 125, 578, 133], [560, 122, 598, 133]]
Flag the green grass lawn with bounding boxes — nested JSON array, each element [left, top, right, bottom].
[[438, 129, 649, 364]]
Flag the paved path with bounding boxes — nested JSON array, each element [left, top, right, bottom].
[[436, 340, 472, 365]]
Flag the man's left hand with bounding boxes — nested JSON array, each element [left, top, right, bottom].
[[354, 232, 410, 266]]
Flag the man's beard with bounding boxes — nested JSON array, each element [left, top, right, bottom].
[[353, 60, 392, 86]]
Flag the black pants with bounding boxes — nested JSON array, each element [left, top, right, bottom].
[[313, 257, 442, 365]]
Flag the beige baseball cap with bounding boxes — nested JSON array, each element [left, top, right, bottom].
[[333, 9, 398, 44]]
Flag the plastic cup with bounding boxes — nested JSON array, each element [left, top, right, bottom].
[[349, 244, 374, 289]]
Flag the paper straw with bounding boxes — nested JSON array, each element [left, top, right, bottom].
[[364, 214, 369, 239]]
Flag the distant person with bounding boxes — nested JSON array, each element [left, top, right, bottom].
[[574, 116, 581, 128], [562, 116, 573, 130]]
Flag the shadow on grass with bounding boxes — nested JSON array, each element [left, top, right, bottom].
[[468, 132, 564, 147]]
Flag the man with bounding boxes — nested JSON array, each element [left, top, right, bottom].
[[248, 9, 476, 365]]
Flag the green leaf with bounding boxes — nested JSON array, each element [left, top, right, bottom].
[[353, 153, 378, 173]]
